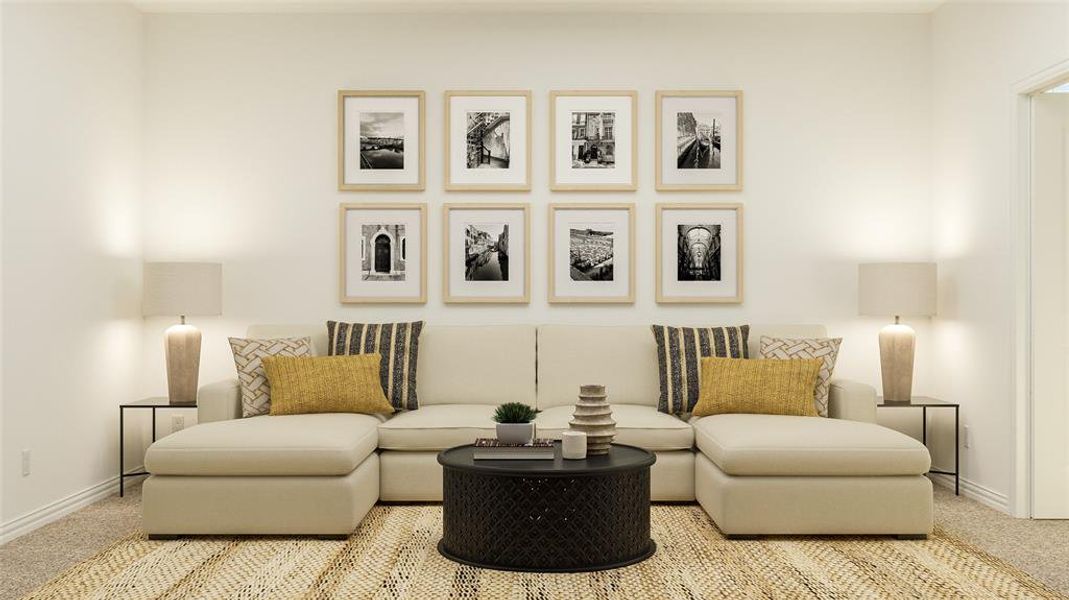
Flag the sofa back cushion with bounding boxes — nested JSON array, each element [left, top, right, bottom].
[[537, 325, 661, 410], [535, 324, 828, 411], [245, 324, 536, 408], [415, 325, 536, 406]]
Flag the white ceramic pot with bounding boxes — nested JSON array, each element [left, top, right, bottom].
[[496, 422, 535, 445]]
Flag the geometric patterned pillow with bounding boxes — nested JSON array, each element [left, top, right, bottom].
[[759, 336, 842, 417], [229, 337, 312, 417], [651, 324, 750, 416], [326, 321, 424, 411]]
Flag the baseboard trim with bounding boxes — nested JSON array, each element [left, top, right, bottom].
[[0, 469, 142, 545], [929, 473, 1010, 513]]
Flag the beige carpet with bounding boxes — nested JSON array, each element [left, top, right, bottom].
[[15, 503, 1065, 600]]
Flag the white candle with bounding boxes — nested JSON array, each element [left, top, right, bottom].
[[562, 430, 587, 460]]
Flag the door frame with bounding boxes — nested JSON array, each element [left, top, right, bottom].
[[1012, 59, 1069, 518]]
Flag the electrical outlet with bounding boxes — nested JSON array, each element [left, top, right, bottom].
[[21, 449, 31, 476], [171, 414, 186, 432], [963, 425, 971, 449]]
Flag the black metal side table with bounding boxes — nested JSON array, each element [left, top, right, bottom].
[[119, 397, 196, 497], [437, 442, 656, 572], [877, 396, 960, 495]]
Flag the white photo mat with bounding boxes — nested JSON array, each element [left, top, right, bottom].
[[444, 204, 529, 303], [446, 92, 530, 190], [340, 204, 425, 303], [551, 92, 636, 190], [339, 92, 423, 189], [549, 205, 634, 303], [657, 92, 742, 190], [657, 204, 743, 303]]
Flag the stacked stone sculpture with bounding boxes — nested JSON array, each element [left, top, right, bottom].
[[569, 384, 616, 456]]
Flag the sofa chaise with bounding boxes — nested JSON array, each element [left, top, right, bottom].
[[142, 324, 933, 539]]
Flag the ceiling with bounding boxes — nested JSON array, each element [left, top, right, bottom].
[[129, 0, 948, 14]]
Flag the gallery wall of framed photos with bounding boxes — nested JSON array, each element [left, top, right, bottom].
[[337, 88, 744, 306]]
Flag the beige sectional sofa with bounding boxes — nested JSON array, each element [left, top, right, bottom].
[[142, 324, 933, 539]]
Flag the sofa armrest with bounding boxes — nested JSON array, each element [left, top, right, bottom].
[[828, 379, 877, 423], [198, 379, 241, 423]]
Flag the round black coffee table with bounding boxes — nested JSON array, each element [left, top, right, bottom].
[[437, 442, 656, 572]]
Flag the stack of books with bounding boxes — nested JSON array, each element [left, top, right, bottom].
[[472, 438, 556, 460]]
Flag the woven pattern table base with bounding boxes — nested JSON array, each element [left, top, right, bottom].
[[440, 467, 653, 572]]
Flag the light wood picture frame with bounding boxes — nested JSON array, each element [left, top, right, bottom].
[[339, 203, 427, 303], [338, 90, 426, 191], [656, 203, 744, 303], [444, 90, 532, 191], [443, 203, 531, 304], [548, 203, 635, 304], [655, 90, 743, 191], [550, 90, 638, 191]]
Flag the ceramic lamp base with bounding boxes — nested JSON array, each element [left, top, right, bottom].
[[879, 321, 915, 404], [165, 322, 201, 405]]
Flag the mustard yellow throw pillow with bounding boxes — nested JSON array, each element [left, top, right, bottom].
[[692, 356, 823, 417], [262, 354, 395, 416]]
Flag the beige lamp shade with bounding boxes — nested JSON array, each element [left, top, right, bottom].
[[858, 262, 937, 317], [142, 262, 222, 317]]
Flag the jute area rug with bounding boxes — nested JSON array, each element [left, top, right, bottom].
[[23, 505, 1064, 600]]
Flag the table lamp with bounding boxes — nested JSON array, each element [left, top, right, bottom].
[[142, 262, 222, 405], [858, 262, 936, 404]]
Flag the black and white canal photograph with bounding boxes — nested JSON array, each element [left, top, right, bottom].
[[466, 112, 510, 169], [676, 112, 720, 169], [359, 112, 405, 169], [571, 112, 615, 168], [677, 224, 721, 281], [465, 223, 510, 281], [569, 227, 614, 281]]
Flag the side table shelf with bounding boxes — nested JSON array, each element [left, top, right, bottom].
[[877, 396, 960, 495], [119, 398, 197, 497]]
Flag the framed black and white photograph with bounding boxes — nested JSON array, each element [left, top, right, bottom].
[[445, 91, 531, 191], [656, 91, 742, 191], [444, 203, 529, 303], [550, 91, 637, 191], [656, 203, 743, 303], [339, 203, 426, 303], [338, 90, 425, 191], [549, 203, 634, 303]]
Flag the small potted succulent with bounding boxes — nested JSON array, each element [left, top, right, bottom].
[[493, 402, 538, 445]]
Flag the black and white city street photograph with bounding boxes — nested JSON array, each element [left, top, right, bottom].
[[361, 224, 406, 281], [359, 112, 405, 169], [569, 227, 614, 281], [466, 111, 510, 169], [677, 224, 721, 281], [676, 112, 721, 169], [465, 223, 510, 281], [571, 111, 616, 168]]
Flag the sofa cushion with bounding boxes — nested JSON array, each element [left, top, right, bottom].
[[692, 413, 931, 477], [377, 404, 497, 451], [536, 405, 694, 451], [144, 413, 380, 476], [536, 325, 661, 409], [326, 321, 424, 411], [416, 326, 536, 406]]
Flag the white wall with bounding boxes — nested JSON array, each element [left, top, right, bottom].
[[140, 12, 935, 399], [1, 3, 144, 533], [930, 1, 1069, 512]]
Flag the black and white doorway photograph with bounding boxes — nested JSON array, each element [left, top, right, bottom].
[[340, 203, 427, 303]]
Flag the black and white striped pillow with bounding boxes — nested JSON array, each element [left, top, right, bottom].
[[326, 321, 424, 411], [651, 324, 750, 416]]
